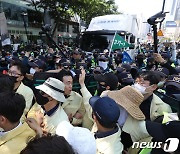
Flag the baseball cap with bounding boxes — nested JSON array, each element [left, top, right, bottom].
[[94, 72, 118, 90], [165, 75, 180, 89], [28, 59, 45, 69], [89, 96, 120, 126], [117, 72, 134, 84], [121, 63, 131, 72], [93, 66, 104, 74], [154, 67, 169, 78], [98, 55, 108, 62]]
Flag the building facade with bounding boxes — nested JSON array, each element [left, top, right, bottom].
[[1, 0, 79, 45]]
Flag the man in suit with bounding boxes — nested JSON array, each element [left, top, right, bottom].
[[57, 70, 85, 126]]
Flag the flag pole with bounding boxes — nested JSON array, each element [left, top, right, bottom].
[[109, 31, 117, 57]]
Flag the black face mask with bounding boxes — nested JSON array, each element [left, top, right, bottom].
[[35, 91, 49, 106], [9, 76, 19, 83], [97, 83, 106, 96]]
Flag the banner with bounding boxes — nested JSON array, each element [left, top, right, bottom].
[[111, 33, 131, 50], [0, 12, 11, 46]]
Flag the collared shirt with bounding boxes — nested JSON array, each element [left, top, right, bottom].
[[0, 122, 22, 137], [42, 103, 60, 116], [94, 126, 119, 139], [140, 95, 153, 120]]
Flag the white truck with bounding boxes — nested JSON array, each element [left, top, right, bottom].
[[80, 14, 139, 52]]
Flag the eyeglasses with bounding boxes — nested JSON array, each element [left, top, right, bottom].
[[8, 70, 22, 76]]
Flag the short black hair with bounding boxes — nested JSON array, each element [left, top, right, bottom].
[[21, 135, 75, 154], [0, 74, 14, 92], [10, 61, 27, 76], [0, 92, 25, 123], [57, 70, 73, 82], [140, 71, 161, 85]]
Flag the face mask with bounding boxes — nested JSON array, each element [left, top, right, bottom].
[[35, 91, 49, 106], [97, 84, 106, 96], [30, 68, 36, 75], [118, 105, 128, 127], [157, 81, 165, 88], [98, 61, 108, 70], [132, 83, 148, 94], [9, 76, 19, 83]]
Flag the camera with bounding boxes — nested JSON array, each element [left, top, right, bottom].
[[147, 11, 166, 25]]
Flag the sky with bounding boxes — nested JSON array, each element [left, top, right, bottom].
[[115, 0, 164, 19]]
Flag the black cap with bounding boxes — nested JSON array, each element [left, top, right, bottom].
[[117, 72, 134, 84], [121, 63, 131, 72], [165, 75, 180, 89], [28, 59, 45, 69], [154, 67, 169, 78]]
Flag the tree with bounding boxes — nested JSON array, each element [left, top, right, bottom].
[[31, 0, 119, 37]]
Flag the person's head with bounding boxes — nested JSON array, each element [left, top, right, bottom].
[[56, 121, 96, 154], [56, 59, 71, 70], [95, 72, 118, 95], [0, 74, 14, 93], [28, 60, 45, 74], [98, 55, 109, 70], [133, 71, 161, 95], [8, 61, 27, 83], [165, 75, 180, 96], [21, 135, 74, 154], [89, 96, 120, 129], [35, 77, 66, 105], [57, 70, 73, 96], [0, 92, 25, 129], [73, 49, 82, 60]]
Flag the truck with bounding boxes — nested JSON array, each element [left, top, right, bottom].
[[80, 14, 139, 52]]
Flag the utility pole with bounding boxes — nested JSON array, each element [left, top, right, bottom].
[[21, 12, 29, 44]]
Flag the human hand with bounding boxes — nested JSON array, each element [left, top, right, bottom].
[[73, 112, 83, 119], [26, 118, 43, 137], [153, 53, 166, 63], [79, 68, 86, 87], [35, 110, 44, 126]]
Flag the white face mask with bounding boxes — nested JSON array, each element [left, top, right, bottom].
[[132, 83, 148, 94], [98, 61, 108, 70], [30, 68, 36, 75], [118, 105, 128, 127]]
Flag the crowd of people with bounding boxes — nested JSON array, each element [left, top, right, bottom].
[[0, 42, 179, 154]]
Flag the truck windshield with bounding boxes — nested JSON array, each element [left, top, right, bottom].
[[80, 33, 125, 52]]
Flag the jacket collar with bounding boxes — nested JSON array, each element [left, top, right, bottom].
[[0, 123, 30, 146]]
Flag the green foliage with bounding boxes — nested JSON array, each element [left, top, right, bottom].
[[35, 0, 119, 26]]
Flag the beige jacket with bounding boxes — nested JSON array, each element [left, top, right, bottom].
[[95, 127, 123, 154], [62, 91, 85, 126], [0, 123, 35, 154], [16, 82, 34, 123], [150, 93, 172, 121]]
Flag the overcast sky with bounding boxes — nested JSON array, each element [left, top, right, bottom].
[[115, 0, 164, 19]]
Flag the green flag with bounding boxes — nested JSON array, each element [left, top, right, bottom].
[[111, 33, 131, 50]]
